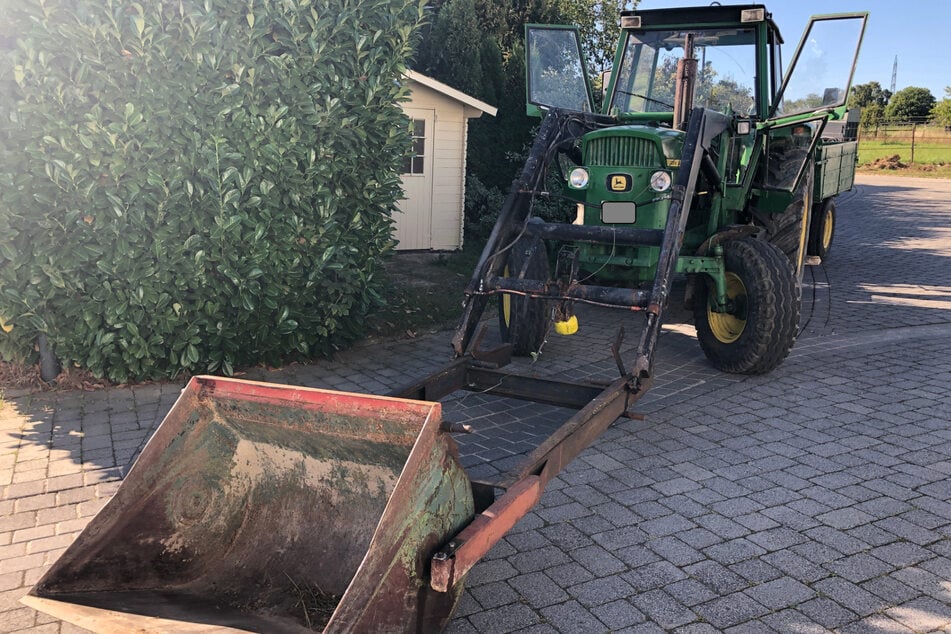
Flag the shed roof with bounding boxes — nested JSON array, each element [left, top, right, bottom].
[[404, 70, 498, 117]]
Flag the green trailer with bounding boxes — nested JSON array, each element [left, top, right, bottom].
[[810, 108, 861, 258]]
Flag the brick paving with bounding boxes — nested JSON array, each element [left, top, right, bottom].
[[2, 174, 951, 632]]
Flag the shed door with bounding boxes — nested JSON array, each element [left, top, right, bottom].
[[396, 109, 435, 250]]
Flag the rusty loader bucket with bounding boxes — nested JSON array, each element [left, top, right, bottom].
[[23, 376, 474, 633]]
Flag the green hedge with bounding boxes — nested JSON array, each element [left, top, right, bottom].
[[0, 0, 425, 381]]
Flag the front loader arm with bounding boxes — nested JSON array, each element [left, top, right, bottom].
[[450, 109, 613, 356], [635, 107, 731, 376]]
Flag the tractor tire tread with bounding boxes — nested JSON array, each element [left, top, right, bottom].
[[807, 197, 836, 259], [767, 165, 814, 270], [498, 239, 550, 356], [694, 237, 800, 375]]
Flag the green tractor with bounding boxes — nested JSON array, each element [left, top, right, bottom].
[[454, 4, 867, 376]]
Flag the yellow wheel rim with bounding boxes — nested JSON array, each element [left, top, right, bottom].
[[821, 208, 834, 250], [501, 264, 512, 327], [708, 272, 746, 344]]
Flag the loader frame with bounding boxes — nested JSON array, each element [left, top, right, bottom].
[[392, 106, 730, 594]]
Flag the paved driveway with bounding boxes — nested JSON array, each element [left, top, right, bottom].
[[1, 175, 950, 633]]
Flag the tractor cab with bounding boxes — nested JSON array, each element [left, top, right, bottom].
[[605, 11, 769, 123], [528, 5, 865, 124]]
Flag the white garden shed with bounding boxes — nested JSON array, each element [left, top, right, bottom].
[[395, 71, 497, 251]]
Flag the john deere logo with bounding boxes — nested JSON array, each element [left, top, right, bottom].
[[608, 173, 632, 192]]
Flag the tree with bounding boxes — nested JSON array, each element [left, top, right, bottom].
[[859, 103, 885, 132], [464, 0, 631, 71], [416, 0, 632, 98], [931, 86, 951, 127], [884, 86, 936, 122], [847, 82, 890, 130], [551, 1, 628, 74], [414, 0, 521, 192], [413, 0, 636, 236], [416, 0, 490, 101], [784, 93, 824, 113], [848, 81, 891, 109]]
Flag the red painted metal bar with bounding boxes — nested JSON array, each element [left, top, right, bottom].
[[431, 476, 544, 593], [426, 374, 647, 595]]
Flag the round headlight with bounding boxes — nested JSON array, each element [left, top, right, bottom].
[[568, 167, 589, 189], [650, 170, 672, 192]]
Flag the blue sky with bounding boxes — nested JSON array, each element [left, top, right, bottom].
[[635, 0, 950, 99]]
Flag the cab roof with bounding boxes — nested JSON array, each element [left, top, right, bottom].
[[620, 4, 783, 44]]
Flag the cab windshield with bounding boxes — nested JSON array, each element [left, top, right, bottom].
[[609, 27, 758, 116]]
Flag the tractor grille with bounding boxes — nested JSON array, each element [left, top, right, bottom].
[[586, 136, 660, 168]]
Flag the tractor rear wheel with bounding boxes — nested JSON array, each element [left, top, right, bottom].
[[808, 198, 836, 260], [498, 238, 551, 356], [766, 164, 814, 278], [694, 237, 800, 375]]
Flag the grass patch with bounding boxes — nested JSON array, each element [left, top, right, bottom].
[[857, 154, 951, 178], [857, 163, 951, 178], [366, 244, 483, 339], [284, 574, 339, 631], [857, 138, 951, 177], [858, 141, 951, 165]]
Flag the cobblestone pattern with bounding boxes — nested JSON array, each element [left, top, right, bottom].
[[800, 178, 951, 337], [2, 175, 951, 633]]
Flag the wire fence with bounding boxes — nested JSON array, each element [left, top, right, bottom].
[[857, 123, 951, 164]]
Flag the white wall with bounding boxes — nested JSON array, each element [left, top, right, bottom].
[[398, 82, 466, 251]]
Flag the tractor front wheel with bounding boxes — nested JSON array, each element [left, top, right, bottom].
[[498, 238, 551, 356], [694, 238, 800, 375]]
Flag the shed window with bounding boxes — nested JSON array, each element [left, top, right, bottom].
[[402, 119, 426, 175]]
